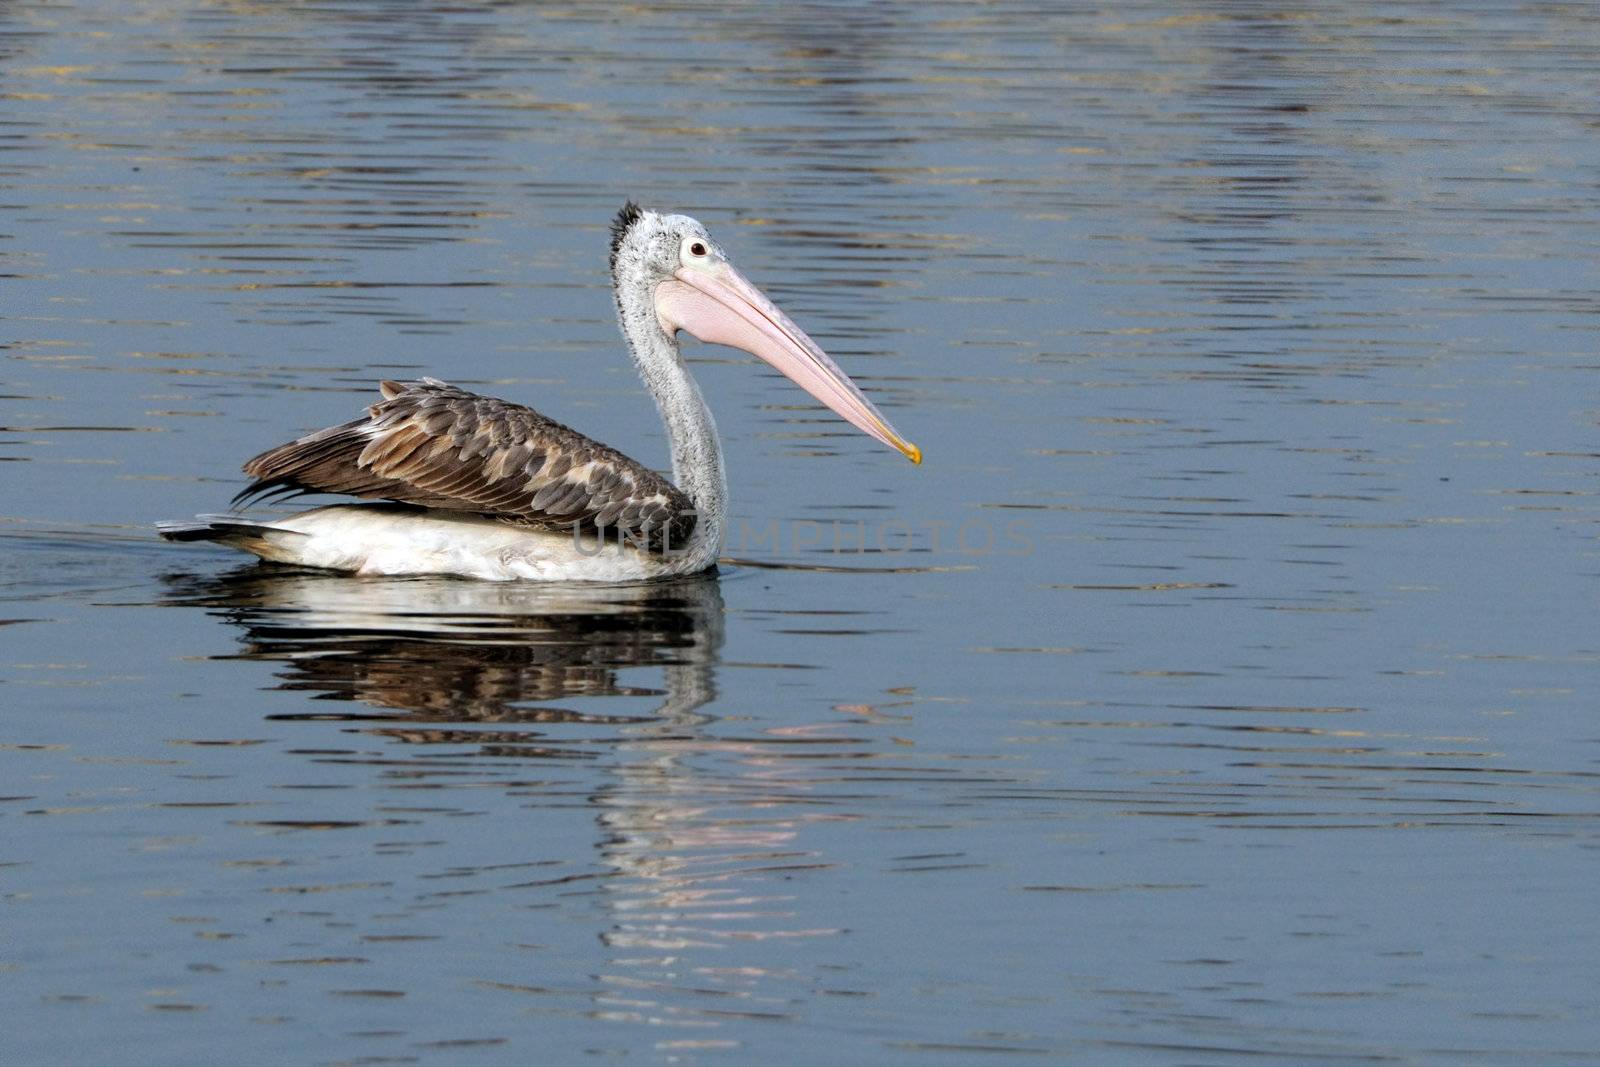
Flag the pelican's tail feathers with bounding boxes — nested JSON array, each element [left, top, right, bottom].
[[157, 515, 308, 553]]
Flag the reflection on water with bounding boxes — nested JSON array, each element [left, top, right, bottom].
[[155, 568, 856, 1041], [163, 568, 725, 721]]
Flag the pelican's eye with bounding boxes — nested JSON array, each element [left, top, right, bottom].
[[689, 241, 708, 257]]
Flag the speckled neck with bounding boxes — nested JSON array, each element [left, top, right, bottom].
[[614, 270, 727, 570]]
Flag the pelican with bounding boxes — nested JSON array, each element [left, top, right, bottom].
[[159, 203, 920, 581]]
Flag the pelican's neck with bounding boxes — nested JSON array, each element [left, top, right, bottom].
[[615, 274, 727, 559]]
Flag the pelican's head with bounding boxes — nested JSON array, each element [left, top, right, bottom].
[[608, 201, 921, 465]]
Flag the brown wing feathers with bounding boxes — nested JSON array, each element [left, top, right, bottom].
[[235, 379, 696, 551]]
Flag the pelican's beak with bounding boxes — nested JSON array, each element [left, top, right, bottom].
[[654, 261, 921, 464]]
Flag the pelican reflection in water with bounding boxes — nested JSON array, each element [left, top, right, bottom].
[[162, 566, 726, 727], [164, 567, 840, 1022], [161, 204, 919, 580]]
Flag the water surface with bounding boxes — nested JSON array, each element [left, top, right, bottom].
[[4, 2, 1599, 1063]]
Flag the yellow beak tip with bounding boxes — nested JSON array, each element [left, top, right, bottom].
[[902, 441, 922, 465]]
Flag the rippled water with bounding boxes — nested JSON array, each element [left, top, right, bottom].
[[5, 2, 1600, 1062]]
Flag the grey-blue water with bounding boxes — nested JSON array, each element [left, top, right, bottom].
[[4, 2, 1598, 1063]]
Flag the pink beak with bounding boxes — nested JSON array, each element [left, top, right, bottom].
[[654, 262, 921, 464]]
